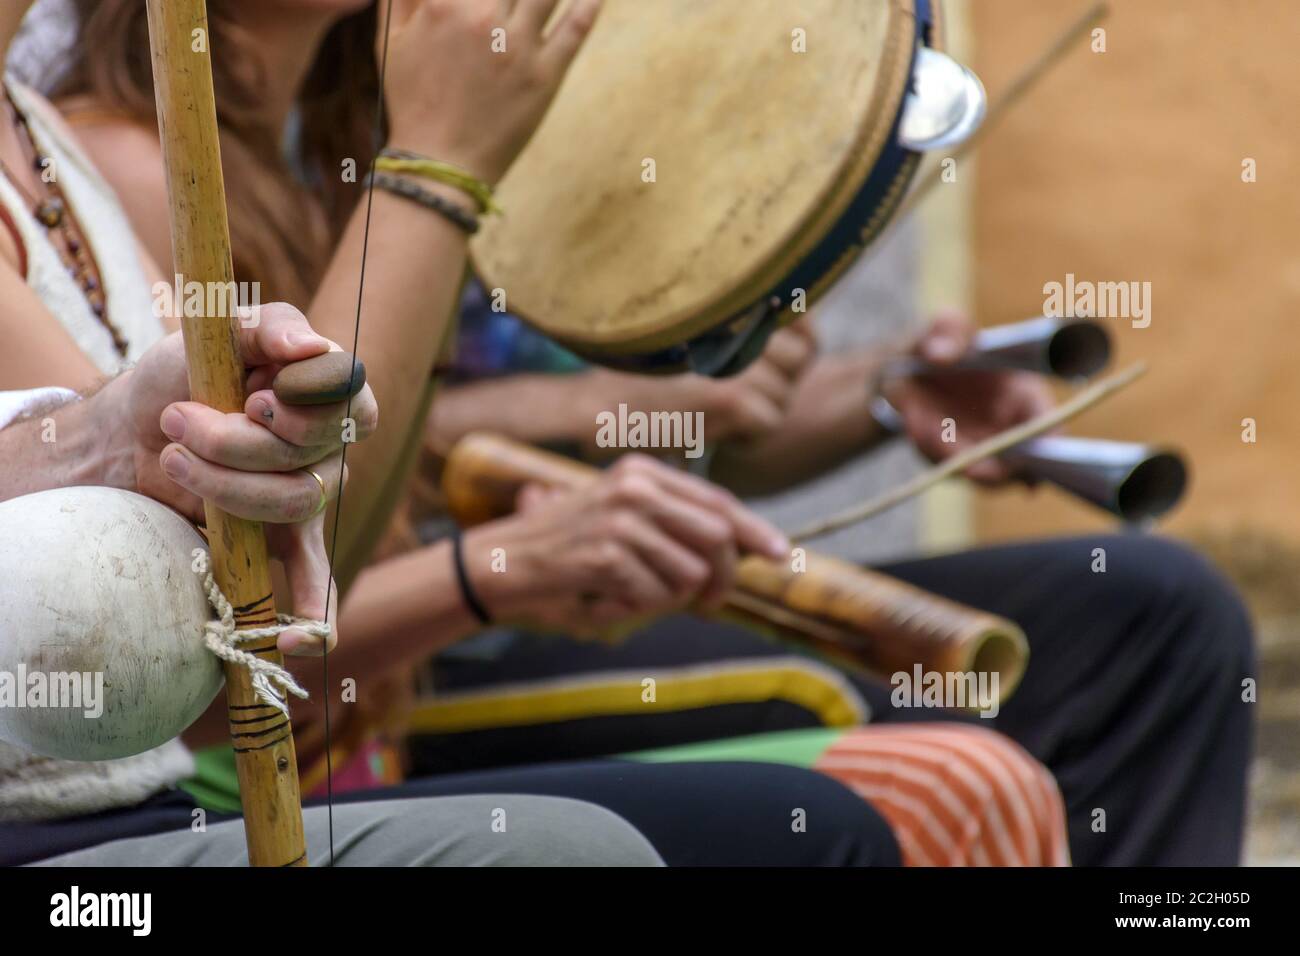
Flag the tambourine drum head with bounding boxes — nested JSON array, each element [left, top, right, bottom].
[[472, 0, 918, 361]]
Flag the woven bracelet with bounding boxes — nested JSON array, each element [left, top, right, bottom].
[[367, 172, 480, 235], [376, 149, 500, 215]]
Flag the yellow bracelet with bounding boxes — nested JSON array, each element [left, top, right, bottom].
[[375, 152, 501, 215]]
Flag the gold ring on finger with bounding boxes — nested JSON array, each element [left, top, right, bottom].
[[303, 468, 328, 517]]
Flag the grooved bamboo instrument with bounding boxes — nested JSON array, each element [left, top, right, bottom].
[[442, 433, 1029, 702], [145, 0, 306, 867]]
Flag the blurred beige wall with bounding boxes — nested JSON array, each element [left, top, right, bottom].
[[968, 0, 1300, 550]]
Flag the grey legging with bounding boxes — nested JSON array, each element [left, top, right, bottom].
[[29, 794, 664, 867]]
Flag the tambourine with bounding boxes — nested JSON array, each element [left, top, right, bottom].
[[472, 0, 985, 375]]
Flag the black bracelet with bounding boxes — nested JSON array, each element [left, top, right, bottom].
[[366, 172, 480, 235], [450, 530, 493, 625]]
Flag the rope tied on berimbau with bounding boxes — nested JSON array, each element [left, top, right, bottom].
[[200, 571, 326, 716]]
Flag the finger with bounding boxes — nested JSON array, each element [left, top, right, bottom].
[[607, 467, 733, 555], [727, 390, 785, 435], [738, 392, 785, 429], [654, 470, 789, 561], [917, 308, 975, 366], [964, 458, 1014, 486], [762, 327, 817, 379], [272, 516, 339, 656], [235, 302, 335, 368], [517, 482, 563, 513], [742, 362, 796, 408], [244, 386, 378, 448], [163, 401, 335, 473], [542, 0, 601, 65], [514, 0, 564, 36], [902, 413, 956, 464], [608, 511, 713, 601], [788, 312, 820, 344], [893, 379, 951, 431], [706, 379, 784, 440], [245, 364, 284, 395], [604, 545, 676, 614], [638, 462, 789, 558], [159, 446, 343, 524], [578, 538, 674, 616], [610, 458, 789, 559], [1007, 374, 1058, 419]]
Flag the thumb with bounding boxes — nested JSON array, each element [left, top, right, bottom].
[[917, 308, 975, 366], [237, 302, 333, 368]]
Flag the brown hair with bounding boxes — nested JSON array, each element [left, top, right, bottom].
[[58, 0, 381, 305], [60, 6, 423, 751]]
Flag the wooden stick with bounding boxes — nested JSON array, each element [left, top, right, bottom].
[[890, 1, 1110, 225], [145, 0, 307, 867], [789, 360, 1147, 542]]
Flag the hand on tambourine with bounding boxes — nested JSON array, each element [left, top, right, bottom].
[[883, 309, 1057, 485], [121, 303, 379, 654], [693, 316, 819, 444], [383, 0, 603, 184], [459, 454, 789, 636]]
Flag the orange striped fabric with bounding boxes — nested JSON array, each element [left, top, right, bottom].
[[814, 724, 1070, 867]]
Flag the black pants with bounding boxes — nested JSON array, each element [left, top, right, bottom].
[[344, 760, 899, 866], [0, 759, 899, 867], [418, 535, 1256, 866]]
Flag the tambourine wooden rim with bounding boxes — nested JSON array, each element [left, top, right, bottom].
[[472, 0, 940, 375]]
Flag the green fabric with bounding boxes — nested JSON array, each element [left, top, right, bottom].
[[184, 728, 845, 812], [178, 746, 243, 813], [625, 726, 844, 768]]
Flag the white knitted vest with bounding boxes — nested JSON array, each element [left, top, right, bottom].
[[1, 80, 164, 374], [0, 79, 192, 822]]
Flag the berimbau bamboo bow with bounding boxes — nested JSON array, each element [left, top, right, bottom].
[[144, 0, 307, 867]]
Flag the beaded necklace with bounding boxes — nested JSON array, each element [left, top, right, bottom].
[[0, 86, 127, 357]]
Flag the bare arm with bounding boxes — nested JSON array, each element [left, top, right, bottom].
[[191, 446, 790, 737], [0, 377, 129, 499], [309, 188, 470, 590], [428, 319, 822, 465], [0, 264, 107, 389], [427, 327, 888, 496], [60, 118, 454, 587], [428, 369, 719, 461], [68, 0, 603, 591], [60, 114, 464, 582]]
